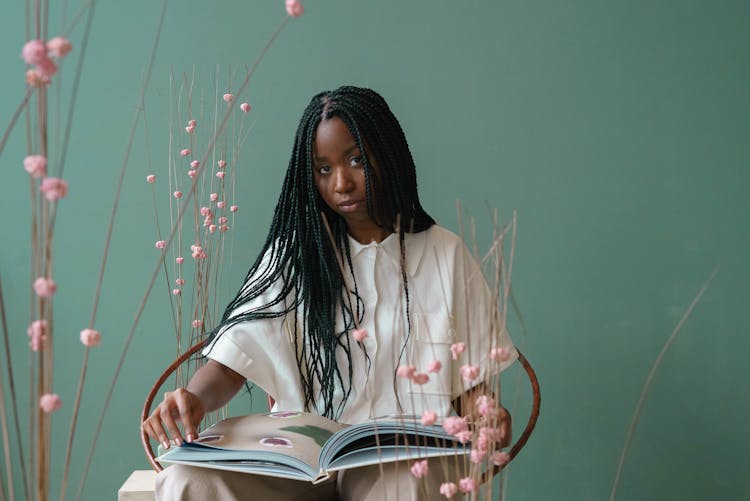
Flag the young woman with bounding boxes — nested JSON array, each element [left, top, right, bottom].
[[143, 86, 517, 500]]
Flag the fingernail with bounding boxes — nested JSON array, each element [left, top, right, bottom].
[[173, 437, 182, 446], [162, 441, 170, 449], [186, 433, 194, 443]]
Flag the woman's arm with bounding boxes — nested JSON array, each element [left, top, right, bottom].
[[141, 359, 246, 449], [453, 383, 512, 448]]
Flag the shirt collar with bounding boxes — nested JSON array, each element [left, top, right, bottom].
[[347, 230, 427, 277]]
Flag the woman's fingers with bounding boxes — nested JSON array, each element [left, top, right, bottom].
[[159, 392, 185, 446], [174, 388, 205, 443], [143, 407, 173, 449], [142, 388, 206, 448]]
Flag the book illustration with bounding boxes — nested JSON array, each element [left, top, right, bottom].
[[259, 437, 293, 448], [266, 411, 302, 419], [279, 425, 335, 447]]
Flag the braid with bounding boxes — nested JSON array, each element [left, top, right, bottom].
[[206, 86, 435, 419]]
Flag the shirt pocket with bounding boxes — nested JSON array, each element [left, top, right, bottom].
[[407, 311, 454, 400]]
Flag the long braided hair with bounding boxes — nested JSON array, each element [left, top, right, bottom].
[[207, 86, 434, 419]]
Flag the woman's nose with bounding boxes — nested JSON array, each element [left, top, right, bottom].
[[334, 168, 353, 193]]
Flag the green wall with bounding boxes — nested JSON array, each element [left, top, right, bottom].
[[1, 0, 748, 499]]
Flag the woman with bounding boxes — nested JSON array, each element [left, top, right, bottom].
[[143, 86, 517, 500]]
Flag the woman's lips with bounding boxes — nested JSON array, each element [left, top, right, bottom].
[[337, 200, 362, 212]]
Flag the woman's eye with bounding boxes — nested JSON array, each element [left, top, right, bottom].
[[317, 165, 331, 175], [349, 156, 363, 167]]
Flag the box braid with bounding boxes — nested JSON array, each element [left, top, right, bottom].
[[205, 86, 435, 420]]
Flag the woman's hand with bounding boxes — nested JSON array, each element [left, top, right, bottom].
[[142, 387, 207, 449]]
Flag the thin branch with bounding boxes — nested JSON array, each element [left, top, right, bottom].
[[0, 89, 34, 161]]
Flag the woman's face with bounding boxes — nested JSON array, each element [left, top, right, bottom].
[[312, 117, 388, 243]]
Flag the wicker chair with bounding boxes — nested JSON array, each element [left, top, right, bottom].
[[141, 341, 540, 479]]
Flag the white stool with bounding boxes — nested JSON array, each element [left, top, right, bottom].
[[118, 470, 157, 501]]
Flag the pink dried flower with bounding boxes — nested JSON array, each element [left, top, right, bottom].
[[146, 174, 156, 183], [397, 365, 416, 379], [23, 155, 47, 178], [490, 347, 511, 362], [421, 410, 437, 426], [210, 193, 218, 201], [155, 240, 166, 249], [217, 159, 227, 168], [218, 216, 228, 224], [439, 482, 458, 498], [190, 160, 200, 168], [449, 342, 465, 360], [458, 477, 477, 493], [230, 205, 238, 212], [173, 190, 183, 199], [39, 177, 68, 201], [442, 416, 468, 435], [426, 359, 442, 373], [200, 206, 211, 216], [185, 125, 195, 134], [188, 119, 196, 127], [191, 319, 203, 328], [80, 328, 101, 347], [217, 201, 226, 209], [479, 426, 502, 444], [46, 37, 73, 58], [352, 329, 367, 342], [191, 246, 207, 259], [240, 102, 251, 113], [220, 224, 229, 233], [411, 373, 429, 385], [209, 224, 217, 234], [491, 451, 510, 467], [33, 277, 57, 298], [175, 257, 185, 264], [36, 56, 58, 77], [285, 0, 304, 17], [21, 39, 46, 64], [39, 393, 62, 413], [454, 430, 472, 443], [175, 278, 185, 285], [410, 459, 429, 479], [26, 69, 50, 87], [216, 171, 226, 179], [222, 93, 234, 103], [172, 288, 181, 296], [476, 395, 497, 417], [203, 216, 214, 227], [180, 148, 191, 157], [27, 320, 48, 351], [470, 447, 486, 464], [459, 364, 480, 381], [187, 169, 197, 179]]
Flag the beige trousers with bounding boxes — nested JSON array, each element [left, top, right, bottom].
[[156, 457, 464, 500]]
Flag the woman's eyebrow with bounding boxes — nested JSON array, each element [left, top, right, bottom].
[[313, 144, 359, 162]]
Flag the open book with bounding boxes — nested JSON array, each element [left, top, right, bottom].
[[157, 411, 470, 483]]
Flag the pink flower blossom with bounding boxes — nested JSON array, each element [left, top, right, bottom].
[[172, 288, 181, 296], [27, 320, 48, 351], [458, 477, 476, 493], [218, 216, 228, 224], [26, 69, 50, 87], [39, 177, 68, 201], [352, 328, 367, 341], [209, 224, 217, 234], [190, 160, 200, 168], [426, 359, 442, 373], [285, 0, 304, 17], [180, 148, 191, 157], [490, 347, 511, 362], [410, 459, 428, 479], [192, 319, 203, 328], [459, 364, 479, 381], [210, 193, 218, 201], [479, 426, 501, 445], [188, 119, 196, 127], [23, 155, 47, 178], [217, 201, 226, 209], [476, 395, 498, 417], [441, 416, 468, 435], [187, 169, 197, 179], [411, 373, 429, 385], [217, 159, 227, 168], [155, 240, 166, 249], [421, 410, 437, 426], [449, 342, 465, 360], [21, 40, 46, 64], [185, 125, 195, 134], [46, 37, 73, 58], [454, 430, 472, 443], [470, 447, 486, 464], [191, 245, 207, 259], [175, 278, 185, 285], [491, 451, 510, 467], [222, 93, 234, 103], [216, 171, 226, 179], [439, 482, 458, 498], [240, 102, 251, 113], [220, 224, 229, 233], [146, 174, 156, 183], [175, 257, 185, 264], [203, 216, 214, 227], [39, 393, 62, 413], [80, 328, 101, 347], [200, 206, 211, 216], [36, 56, 58, 77], [230, 205, 238, 212], [33, 277, 57, 298], [397, 365, 416, 379], [173, 190, 183, 199]]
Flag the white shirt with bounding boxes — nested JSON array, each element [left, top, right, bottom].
[[204, 225, 517, 424]]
